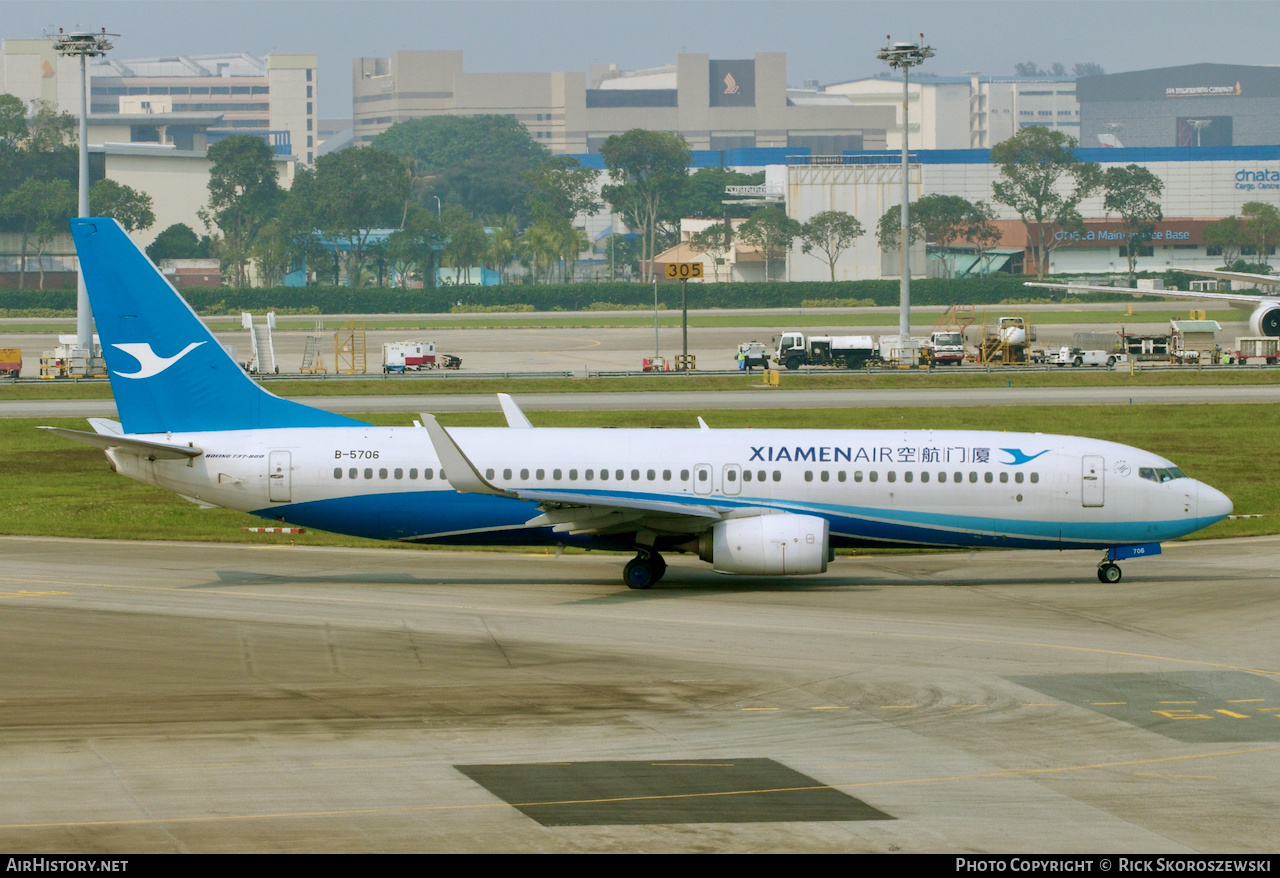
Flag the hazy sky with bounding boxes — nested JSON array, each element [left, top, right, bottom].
[[8, 1, 1280, 118]]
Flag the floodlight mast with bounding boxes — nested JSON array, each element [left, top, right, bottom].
[[877, 35, 934, 339], [50, 28, 116, 354]]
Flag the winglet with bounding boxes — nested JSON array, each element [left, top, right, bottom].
[[418, 413, 511, 496], [697, 417, 710, 430], [497, 393, 534, 428]]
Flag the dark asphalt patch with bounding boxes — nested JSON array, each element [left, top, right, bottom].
[[454, 758, 893, 826]]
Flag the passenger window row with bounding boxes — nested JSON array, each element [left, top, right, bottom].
[[332, 466, 1040, 486], [801, 470, 1039, 484], [334, 467, 446, 480]]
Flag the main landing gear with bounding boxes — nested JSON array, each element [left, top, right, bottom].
[[623, 550, 667, 589]]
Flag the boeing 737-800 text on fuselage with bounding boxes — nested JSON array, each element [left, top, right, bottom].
[[44, 219, 1232, 589]]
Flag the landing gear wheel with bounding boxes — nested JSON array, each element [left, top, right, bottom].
[[1097, 562, 1122, 583], [624, 555, 657, 589]]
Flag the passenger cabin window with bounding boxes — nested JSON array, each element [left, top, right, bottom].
[[334, 468, 342, 479]]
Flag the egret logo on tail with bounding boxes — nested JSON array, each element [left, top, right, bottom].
[[111, 342, 205, 379]]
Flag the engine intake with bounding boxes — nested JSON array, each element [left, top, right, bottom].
[[698, 513, 830, 575], [1249, 303, 1280, 337]]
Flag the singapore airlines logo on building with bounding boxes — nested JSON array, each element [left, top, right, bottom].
[[111, 342, 205, 379], [723, 73, 740, 95]]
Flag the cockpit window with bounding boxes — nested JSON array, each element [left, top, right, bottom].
[[1139, 466, 1187, 483]]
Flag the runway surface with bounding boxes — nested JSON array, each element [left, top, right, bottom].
[[2, 535, 1277, 853]]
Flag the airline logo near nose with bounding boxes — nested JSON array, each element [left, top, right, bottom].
[[111, 342, 205, 379]]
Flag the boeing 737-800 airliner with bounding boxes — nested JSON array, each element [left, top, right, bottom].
[[43, 219, 1233, 589]]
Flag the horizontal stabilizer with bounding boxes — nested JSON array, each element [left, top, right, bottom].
[[38, 426, 203, 460]]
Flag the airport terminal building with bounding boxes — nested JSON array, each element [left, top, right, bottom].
[[1077, 63, 1280, 149], [782, 145, 1280, 282], [352, 50, 894, 155]]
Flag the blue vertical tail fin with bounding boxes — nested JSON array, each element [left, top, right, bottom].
[[71, 218, 364, 434]]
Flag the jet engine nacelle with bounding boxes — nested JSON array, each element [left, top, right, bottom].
[[1250, 303, 1280, 337], [698, 513, 830, 575]]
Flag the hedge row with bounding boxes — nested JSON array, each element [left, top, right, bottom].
[[0, 272, 1200, 315]]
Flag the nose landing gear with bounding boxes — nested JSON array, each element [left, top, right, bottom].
[[1096, 542, 1162, 584]]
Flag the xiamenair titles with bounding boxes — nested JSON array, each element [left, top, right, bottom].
[[747, 442, 1043, 465]]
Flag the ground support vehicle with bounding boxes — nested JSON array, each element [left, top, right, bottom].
[[921, 331, 965, 366], [735, 342, 770, 370], [774, 331, 878, 370], [0, 348, 19, 378], [1052, 347, 1128, 368], [1232, 337, 1279, 365], [382, 341, 461, 373]]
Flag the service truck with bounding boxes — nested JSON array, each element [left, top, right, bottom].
[[382, 341, 461, 373], [1052, 347, 1127, 367], [1232, 337, 1279, 365], [921, 330, 965, 366], [774, 331, 878, 370], [0, 348, 19, 378]]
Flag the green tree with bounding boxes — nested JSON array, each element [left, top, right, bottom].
[[1241, 202, 1280, 268], [877, 195, 1002, 278], [966, 201, 1004, 276], [799, 210, 864, 281], [90, 179, 155, 233], [1202, 215, 1249, 268], [1103, 164, 1164, 285], [145, 223, 208, 263], [308, 147, 410, 286], [990, 127, 1101, 278], [3, 178, 75, 289], [439, 205, 488, 285], [201, 135, 283, 287], [675, 167, 765, 219], [26, 99, 76, 153], [386, 207, 443, 289], [688, 222, 735, 283], [525, 155, 599, 225], [600, 130, 691, 282], [738, 206, 802, 282], [374, 116, 549, 221]]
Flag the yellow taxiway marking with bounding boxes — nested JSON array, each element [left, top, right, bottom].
[[880, 705, 916, 709], [0, 590, 71, 598], [1214, 709, 1251, 718], [1134, 773, 1218, 780], [651, 763, 735, 767], [3, 746, 1273, 832], [811, 706, 850, 710], [741, 707, 778, 711], [1228, 699, 1265, 703], [1091, 702, 1127, 705], [1160, 701, 1198, 704]]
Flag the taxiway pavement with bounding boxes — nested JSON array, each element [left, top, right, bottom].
[[1, 535, 1277, 853]]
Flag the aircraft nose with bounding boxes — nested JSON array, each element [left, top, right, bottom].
[[1197, 482, 1233, 522]]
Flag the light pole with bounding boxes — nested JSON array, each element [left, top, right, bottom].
[[51, 27, 116, 356], [877, 35, 933, 340]]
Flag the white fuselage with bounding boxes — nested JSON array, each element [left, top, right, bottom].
[[108, 426, 1231, 551]]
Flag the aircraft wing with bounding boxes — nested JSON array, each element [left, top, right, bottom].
[[419, 411, 731, 536], [38, 425, 203, 460], [1182, 268, 1279, 289], [1024, 281, 1274, 310]]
